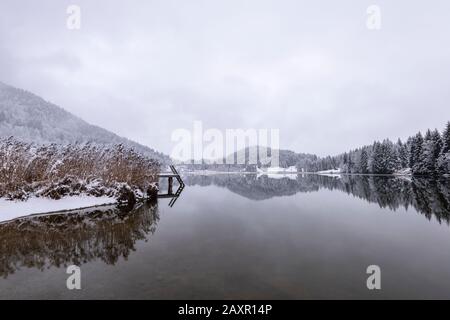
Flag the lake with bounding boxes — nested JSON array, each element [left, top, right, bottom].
[[1, 174, 450, 299]]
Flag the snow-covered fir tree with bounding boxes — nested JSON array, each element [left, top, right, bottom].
[[370, 140, 398, 174], [303, 121, 450, 176], [411, 132, 424, 174], [437, 122, 450, 175], [397, 138, 409, 168], [359, 148, 369, 173]]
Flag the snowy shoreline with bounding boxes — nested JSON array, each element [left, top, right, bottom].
[[182, 170, 416, 177], [316, 169, 414, 177], [0, 195, 116, 223]]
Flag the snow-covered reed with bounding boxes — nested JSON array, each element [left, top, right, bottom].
[[0, 137, 160, 201]]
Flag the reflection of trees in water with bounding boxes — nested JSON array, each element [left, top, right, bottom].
[[0, 201, 159, 278], [320, 176, 450, 224], [185, 175, 319, 200], [184, 174, 450, 224]]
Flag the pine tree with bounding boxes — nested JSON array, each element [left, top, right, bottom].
[[305, 121, 450, 176], [417, 129, 441, 175], [412, 132, 424, 175], [437, 122, 450, 174], [370, 140, 397, 174], [441, 122, 450, 154], [342, 152, 348, 173], [397, 138, 409, 169], [408, 136, 416, 169], [384, 139, 400, 173], [430, 129, 442, 174], [360, 148, 369, 173], [419, 130, 434, 175], [370, 142, 382, 173], [348, 152, 355, 173]]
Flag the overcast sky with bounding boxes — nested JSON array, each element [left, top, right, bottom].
[[1, 0, 449, 156]]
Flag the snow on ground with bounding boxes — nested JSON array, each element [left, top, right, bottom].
[[0, 195, 116, 223], [317, 169, 341, 176], [264, 173, 297, 180], [257, 166, 298, 173], [394, 168, 412, 176]]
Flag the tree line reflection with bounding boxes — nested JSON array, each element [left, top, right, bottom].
[[1, 174, 449, 278], [0, 201, 159, 278], [184, 174, 450, 224]]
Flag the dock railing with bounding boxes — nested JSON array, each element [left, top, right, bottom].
[[157, 165, 185, 207]]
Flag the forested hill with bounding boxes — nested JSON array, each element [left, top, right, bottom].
[[181, 146, 318, 171], [0, 82, 170, 164], [309, 122, 450, 176]]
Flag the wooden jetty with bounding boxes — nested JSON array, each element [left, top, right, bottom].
[[157, 165, 185, 207]]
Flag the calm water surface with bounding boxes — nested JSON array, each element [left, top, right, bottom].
[[1, 174, 450, 299]]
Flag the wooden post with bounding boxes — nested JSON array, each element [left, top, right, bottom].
[[168, 176, 173, 195]]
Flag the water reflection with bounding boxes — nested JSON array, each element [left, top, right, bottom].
[[2, 174, 450, 298], [1, 175, 450, 282], [184, 174, 450, 224], [0, 201, 159, 278]]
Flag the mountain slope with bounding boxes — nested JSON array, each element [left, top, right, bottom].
[[180, 145, 318, 171], [0, 82, 169, 164]]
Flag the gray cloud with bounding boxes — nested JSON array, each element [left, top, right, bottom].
[[1, 0, 449, 156]]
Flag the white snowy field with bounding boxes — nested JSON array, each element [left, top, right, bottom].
[[0, 196, 116, 223]]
